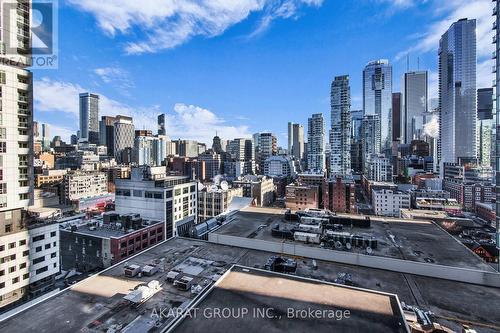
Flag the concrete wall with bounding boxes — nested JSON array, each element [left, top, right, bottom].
[[208, 233, 500, 288]]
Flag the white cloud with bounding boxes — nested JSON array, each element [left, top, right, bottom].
[[34, 78, 250, 144], [376, 0, 426, 9], [165, 103, 251, 143], [66, 0, 323, 54], [395, 0, 492, 60], [250, 0, 322, 37], [423, 114, 439, 138], [94, 66, 133, 86], [45, 124, 75, 142]]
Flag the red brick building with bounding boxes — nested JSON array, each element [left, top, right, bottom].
[[323, 177, 356, 213]]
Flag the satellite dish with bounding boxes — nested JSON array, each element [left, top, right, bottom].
[[210, 185, 218, 192], [335, 241, 342, 249], [366, 247, 373, 255], [220, 181, 229, 191], [198, 183, 205, 191], [345, 242, 352, 250]]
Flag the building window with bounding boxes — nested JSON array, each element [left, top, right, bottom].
[[9, 266, 15, 273], [35, 246, 42, 252], [23, 273, 29, 280], [35, 266, 48, 275], [0, 142, 6, 153], [20, 263, 26, 269], [33, 235, 45, 242], [33, 256, 45, 264], [8, 242, 15, 249], [12, 277, 19, 284], [0, 282, 4, 289], [19, 239, 26, 246], [51, 252, 56, 258], [5, 224, 11, 233], [22, 250, 29, 257], [50, 231, 56, 237]]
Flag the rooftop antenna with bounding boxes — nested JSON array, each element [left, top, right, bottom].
[[406, 54, 409, 72], [417, 57, 420, 71]]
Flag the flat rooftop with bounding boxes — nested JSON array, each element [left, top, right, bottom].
[[59, 215, 163, 239], [170, 266, 407, 332], [214, 207, 495, 271], [1, 238, 500, 333]]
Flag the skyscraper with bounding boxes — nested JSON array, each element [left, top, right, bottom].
[[212, 134, 223, 153], [350, 110, 364, 174], [113, 115, 135, 163], [438, 18, 477, 166], [307, 113, 326, 172], [329, 75, 351, 176], [492, 0, 500, 271], [99, 116, 116, 155], [392, 93, 401, 143], [361, 114, 381, 173], [158, 114, 167, 136], [363, 59, 392, 156], [401, 71, 428, 144], [477, 88, 494, 167], [255, 132, 277, 171], [287, 122, 294, 154], [79, 93, 100, 144], [0, 0, 40, 308], [287, 122, 304, 161], [41, 123, 50, 152]]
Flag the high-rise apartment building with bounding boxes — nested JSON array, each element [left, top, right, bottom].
[[113, 115, 135, 163], [361, 114, 381, 173], [401, 71, 428, 144], [255, 132, 277, 171], [79, 93, 99, 144], [0, 0, 57, 308], [306, 113, 326, 172], [477, 88, 494, 167], [158, 114, 166, 136], [492, 1, 500, 268], [392, 93, 401, 143], [363, 59, 393, 156], [176, 140, 199, 158], [41, 123, 50, 152], [99, 116, 115, 156], [438, 18, 477, 166], [350, 110, 364, 174], [329, 75, 351, 176], [287, 122, 304, 161]]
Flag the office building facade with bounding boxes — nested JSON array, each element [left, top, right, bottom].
[[401, 71, 428, 144], [438, 18, 477, 166]]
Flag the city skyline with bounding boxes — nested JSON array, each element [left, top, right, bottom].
[[33, 0, 494, 145]]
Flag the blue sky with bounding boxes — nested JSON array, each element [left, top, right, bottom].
[[33, 0, 494, 145]]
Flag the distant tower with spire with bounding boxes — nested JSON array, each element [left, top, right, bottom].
[[212, 131, 223, 153]]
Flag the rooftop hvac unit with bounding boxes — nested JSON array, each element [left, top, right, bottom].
[[124, 264, 141, 277], [166, 270, 180, 282], [174, 276, 194, 291]]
